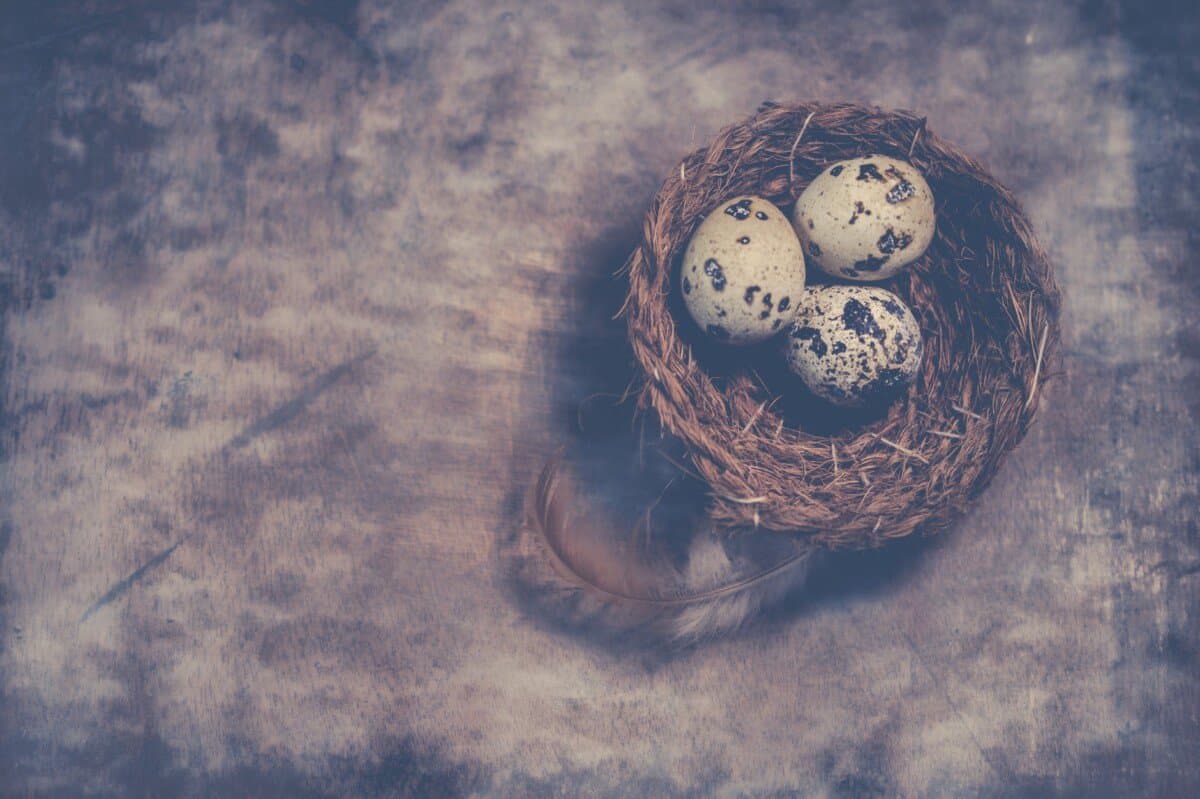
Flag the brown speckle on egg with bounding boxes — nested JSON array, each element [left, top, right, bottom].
[[857, 368, 908, 404], [725, 198, 752, 219], [848, 201, 871, 225], [853, 254, 889, 273], [877, 228, 913, 254], [886, 181, 916, 204], [704, 258, 726, 291], [857, 163, 884, 182], [790, 325, 828, 357]]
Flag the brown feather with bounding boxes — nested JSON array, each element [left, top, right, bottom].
[[513, 454, 815, 642]]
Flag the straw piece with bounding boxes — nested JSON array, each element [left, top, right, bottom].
[[909, 117, 927, 158], [740, 401, 769, 435], [1026, 323, 1049, 409], [952, 404, 986, 421], [788, 111, 816, 192], [876, 436, 931, 465], [719, 494, 768, 505]]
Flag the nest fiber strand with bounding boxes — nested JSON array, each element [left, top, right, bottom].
[[623, 101, 1060, 549]]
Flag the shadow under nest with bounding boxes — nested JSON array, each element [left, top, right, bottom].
[[504, 101, 1058, 646]]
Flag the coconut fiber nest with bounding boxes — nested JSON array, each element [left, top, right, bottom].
[[622, 101, 1061, 549]]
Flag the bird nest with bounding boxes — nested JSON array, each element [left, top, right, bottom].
[[621, 101, 1061, 548]]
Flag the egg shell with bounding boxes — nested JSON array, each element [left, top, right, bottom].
[[784, 285, 923, 407], [792, 155, 935, 281], [681, 196, 806, 345]]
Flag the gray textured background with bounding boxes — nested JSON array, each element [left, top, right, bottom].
[[1, 1, 1197, 796]]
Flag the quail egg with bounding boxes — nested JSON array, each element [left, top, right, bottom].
[[681, 196, 806, 344], [785, 285, 923, 407], [792, 155, 935, 281]]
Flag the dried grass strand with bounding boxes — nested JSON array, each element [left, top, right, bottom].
[[788, 110, 816, 192], [909, 117, 927, 158], [952, 404, 986, 421], [1026, 323, 1049, 409], [876, 436, 931, 465]]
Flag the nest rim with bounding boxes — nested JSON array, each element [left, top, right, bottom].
[[622, 100, 1061, 549]]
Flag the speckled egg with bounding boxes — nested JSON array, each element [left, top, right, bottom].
[[681, 196, 806, 344], [792, 155, 935, 281], [784, 285, 923, 407]]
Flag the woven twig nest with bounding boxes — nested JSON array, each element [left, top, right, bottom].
[[622, 101, 1061, 549]]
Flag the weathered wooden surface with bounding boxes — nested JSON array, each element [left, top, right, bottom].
[[1, 1, 1197, 796]]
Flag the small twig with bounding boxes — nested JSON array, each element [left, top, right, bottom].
[[788, 111, 816, 193], [1026, 323, 1049, 409], [740, 400, 769, 435], [719, 494, 768, 505], [1004, 284, 1023, 330], [952, 403, 985, 421], [908, 117, 927, 158], [928, 429, 963, 440], [680, 162, 686, 183], [876, 436, 931, 464], [872, 517, 883, 536], [831, 441, 839, 475]]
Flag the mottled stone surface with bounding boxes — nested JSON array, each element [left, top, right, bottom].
[[1, 1, 1197, 796]]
